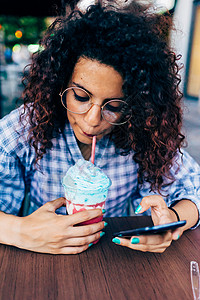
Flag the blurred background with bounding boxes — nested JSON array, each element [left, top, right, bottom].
[[0, 0, 200, 163]]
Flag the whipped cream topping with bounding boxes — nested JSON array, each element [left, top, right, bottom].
[[62, 159, 111, 205]]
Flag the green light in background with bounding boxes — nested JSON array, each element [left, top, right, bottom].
[[12, 44, 21, 53]]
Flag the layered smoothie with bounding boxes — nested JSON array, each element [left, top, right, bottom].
[[62, 159, 111, 225]]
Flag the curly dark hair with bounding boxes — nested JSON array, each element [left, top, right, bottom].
[[21, 0, 184, 192]]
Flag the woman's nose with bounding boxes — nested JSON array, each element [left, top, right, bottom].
[[84, 104, 102, 126]]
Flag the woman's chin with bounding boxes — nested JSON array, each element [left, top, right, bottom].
[[75, 131, 93, 145]]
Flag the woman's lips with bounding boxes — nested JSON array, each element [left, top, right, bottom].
[[83, 131, 95, 137]]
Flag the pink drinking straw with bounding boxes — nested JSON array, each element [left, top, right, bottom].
[[91, 136, 96, 164]]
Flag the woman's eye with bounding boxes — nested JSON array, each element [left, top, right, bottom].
[[105, 103, 121, 112], [73, 90, 90, 102]]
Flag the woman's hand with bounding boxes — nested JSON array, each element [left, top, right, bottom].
[[112, 195, 183, 253], [17, 197, 106, 254]]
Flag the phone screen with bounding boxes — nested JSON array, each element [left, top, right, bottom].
[[112, 220, 186, 237]]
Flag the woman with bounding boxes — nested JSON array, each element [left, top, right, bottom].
[[0, 1, 199, 254]]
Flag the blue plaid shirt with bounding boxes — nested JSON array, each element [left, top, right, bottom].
[[1, 106, 200, 228]]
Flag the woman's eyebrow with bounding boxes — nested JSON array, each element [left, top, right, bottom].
[[72, 81, 124, 100], [72, 82, 92, 95]]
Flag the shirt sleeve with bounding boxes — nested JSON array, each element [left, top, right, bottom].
[[138, 149, 200, 229], [0, 146, 26, 215]]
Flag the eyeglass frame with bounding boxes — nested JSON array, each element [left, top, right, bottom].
[[59, 86, 132, 125]]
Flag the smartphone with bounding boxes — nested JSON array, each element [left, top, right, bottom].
[[112, 220, 186, 237]]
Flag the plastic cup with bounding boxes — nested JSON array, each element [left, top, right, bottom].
[[63, 184, 110, 225]]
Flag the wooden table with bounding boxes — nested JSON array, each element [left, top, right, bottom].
[[0, 216, 199, 300]]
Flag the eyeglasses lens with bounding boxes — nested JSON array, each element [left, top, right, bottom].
[[61, 87, 131, 125], [102, 100, 131, 124], [61, 87, 91, 114]]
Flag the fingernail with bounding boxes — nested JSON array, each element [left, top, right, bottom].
[[104, 222, 108, 227], [176, 234, 180, 240], [135, 205, 142, 214], [88, 243, 93, 247], [102, 209, 106, 214], [131, 237, 140, 244], [100, 232, 105, 237], [112, 238, 121, 244]]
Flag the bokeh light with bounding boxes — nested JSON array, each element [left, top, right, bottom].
[[28, 44, 40, 53], [15, 30, 23, 39], [12, 44, 21, 53]]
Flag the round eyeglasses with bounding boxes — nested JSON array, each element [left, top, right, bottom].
[[59, 86, 132, 125]]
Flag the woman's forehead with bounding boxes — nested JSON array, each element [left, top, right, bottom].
[[70, 57, 124, 97]]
